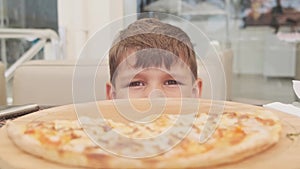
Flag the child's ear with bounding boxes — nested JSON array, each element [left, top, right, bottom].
[[192, 78, 202, 98], [106, 82, 115, 100]]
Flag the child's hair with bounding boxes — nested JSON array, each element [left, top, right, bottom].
[[108, 18, 197, 84]]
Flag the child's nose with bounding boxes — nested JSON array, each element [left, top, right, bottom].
[[147, 84, 165, 98], [148, 89, 165, 98]]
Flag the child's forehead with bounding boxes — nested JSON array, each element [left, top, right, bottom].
[[116, 61, 192, 81], [116, 64, 193, 83]]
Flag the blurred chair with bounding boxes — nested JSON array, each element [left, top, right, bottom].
[[0, 62, 7, 106], [12, 49, 233, 106], [13, 60, 109, 105]]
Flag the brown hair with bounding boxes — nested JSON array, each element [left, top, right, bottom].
[[109, 18, 197, 83]]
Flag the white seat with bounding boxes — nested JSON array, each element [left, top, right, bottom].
[[13, 60, 109, 105]]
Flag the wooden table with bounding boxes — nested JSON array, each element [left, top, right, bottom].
[[0, 99, 300, 169]]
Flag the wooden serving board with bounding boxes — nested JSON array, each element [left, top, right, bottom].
[[0, 99, 300, 169]]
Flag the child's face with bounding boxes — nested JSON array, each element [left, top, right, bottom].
[[106, 57, 202, 99]]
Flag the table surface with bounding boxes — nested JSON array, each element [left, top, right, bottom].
[[0, 99, 300, 169]]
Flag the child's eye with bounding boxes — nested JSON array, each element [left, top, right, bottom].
[[164, 80, 180, 85], [129, 81, 145, 87]]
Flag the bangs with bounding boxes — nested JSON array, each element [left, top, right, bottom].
[[133, 49, 179, 70]]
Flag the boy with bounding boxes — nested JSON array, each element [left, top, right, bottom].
[[106, 18, 202, 99]]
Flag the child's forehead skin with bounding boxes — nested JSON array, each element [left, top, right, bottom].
[[115, 62, 193, 84]]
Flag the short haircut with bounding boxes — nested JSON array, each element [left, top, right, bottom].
[[108, 18, 197, 84]]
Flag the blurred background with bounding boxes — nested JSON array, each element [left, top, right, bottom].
[[0, 0, 300, 106]]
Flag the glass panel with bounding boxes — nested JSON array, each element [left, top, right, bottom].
[[0, 0, 58, 66]]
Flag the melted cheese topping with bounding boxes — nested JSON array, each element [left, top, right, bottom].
[[22, 110, 278, 157]]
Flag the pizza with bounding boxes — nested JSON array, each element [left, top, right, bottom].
[[6, 109, 281, 168]]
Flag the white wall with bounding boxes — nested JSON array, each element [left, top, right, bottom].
[[190, 19, 274, 75], [231, 26, 270, 75], [231, 25, 296, 77], [188, 18, 292, 75], [194, 19, 297, 76], [58, 0, 128, 60]]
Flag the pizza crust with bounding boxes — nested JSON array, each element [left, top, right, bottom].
[[160, 129, 278, 168], [6, 121, 145, 168], [6, 121, 91, 168], [6, 121, 42, 157]]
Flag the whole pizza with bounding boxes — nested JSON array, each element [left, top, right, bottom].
[[6, 109, 281, 168]]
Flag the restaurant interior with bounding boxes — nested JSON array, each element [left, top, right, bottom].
[[0, 0, 300, 168], [1, 0, 300, 107]]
